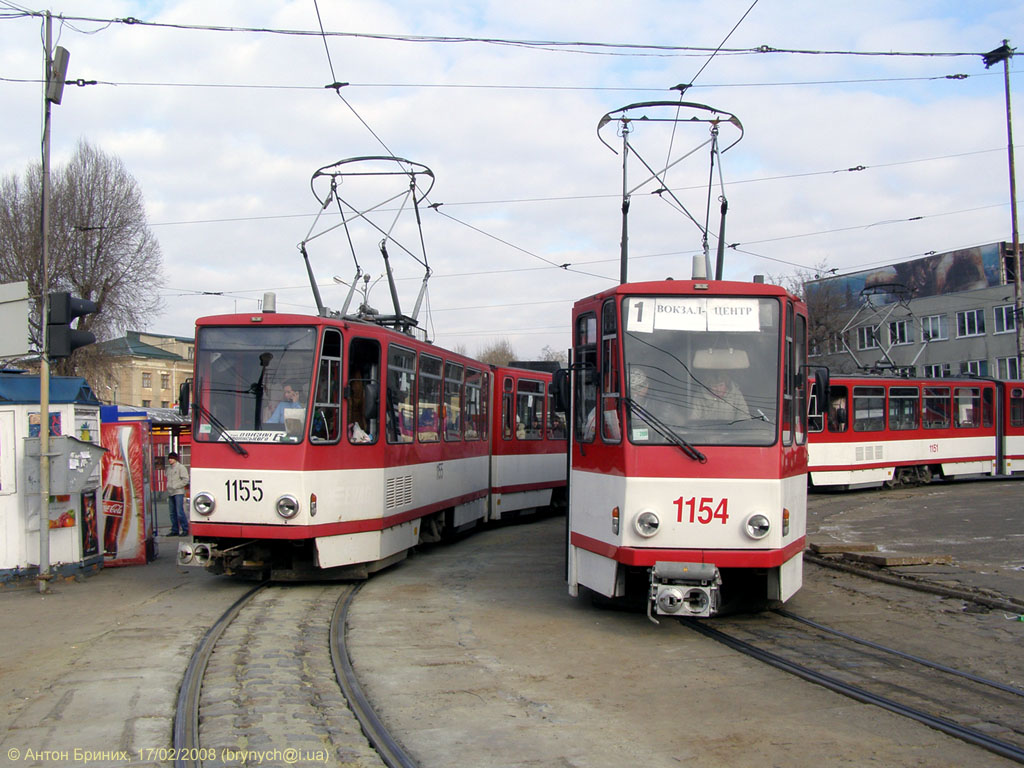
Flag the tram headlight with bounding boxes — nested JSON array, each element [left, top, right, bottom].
[[745, 513, 771, 539], [193, 492, 216, 516], [276, 494, 300, 519], [634, 510, 660, 538]]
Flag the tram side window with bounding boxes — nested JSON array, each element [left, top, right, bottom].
[[444, 362, 464, 441], [517, 379, 544, 439], [782, 302, 794, 445], [547, 388, 567, 439], [954, 387, 981, 428], [888, 387, 919, 431], [418, 354, 442, 443], [982, 387, 994, 428], [465, 368, 486, 440], [827, 386, 849, 432], [1011, 388, 1024, 427], [311, 328, 342, 443], [795, 311, 807, 445], [346, 338, 380, 445], [600, 299, 621, 443], [386, 345, 416, 444], [922, 387, 951, 429], [575, 313, 598, 443], [502, 377, 515, 439], [852, 386, 885, 432]]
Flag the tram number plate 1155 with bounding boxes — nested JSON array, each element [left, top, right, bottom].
[[675, 496, 729, 525], [225, 479, 265, 502]]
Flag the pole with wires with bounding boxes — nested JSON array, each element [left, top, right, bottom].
[[619, 119, 631, 285], [983, 41, 1022, 377]]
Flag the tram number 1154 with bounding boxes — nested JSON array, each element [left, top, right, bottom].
[[675, 496, 729, 525]]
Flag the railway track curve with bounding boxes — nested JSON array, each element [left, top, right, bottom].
[[173, 582, 416, 768]]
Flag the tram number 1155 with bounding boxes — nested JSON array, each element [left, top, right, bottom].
[[225, 479, 265, 502], [675, 496, 729, 525]]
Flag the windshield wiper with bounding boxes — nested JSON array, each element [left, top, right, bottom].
[[625, 398, 706, 463], [194, 383, 248, 457]]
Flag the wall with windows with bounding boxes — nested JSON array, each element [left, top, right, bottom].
[[811, 282, 1021, 380]]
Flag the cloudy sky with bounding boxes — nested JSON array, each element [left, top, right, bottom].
[[1, 0, 1021, 359]]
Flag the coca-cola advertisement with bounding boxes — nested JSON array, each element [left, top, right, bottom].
[[100, 421, 154, 566]]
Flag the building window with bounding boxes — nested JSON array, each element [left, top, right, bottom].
[[141, 372, 152, 388], [994, 304, 1016, 335], [141, 399, 151, 407], [889, 319, 913, 346], [996, 356, 1020, 380], [810, 331, 843, 358], [923, 363, 951, 378], [956, 309, 985, 338], [961, 359, 989, 377], [161, 373, 170, 389], [161, 401, 169, 408], [922, 314, 948, 342], [856, 325, 879, 350]]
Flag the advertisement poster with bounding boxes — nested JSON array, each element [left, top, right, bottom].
[[28, 412, 62, 437], [100, 422, 151, 566], [81, 490, 99, 557], [47, 494, 76, 529]]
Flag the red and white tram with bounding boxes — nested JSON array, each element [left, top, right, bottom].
[[490, 364, 567, 520], [808, 375, 1024, 489], [176, 308, 566, 579], [562, 279, 816, 620]]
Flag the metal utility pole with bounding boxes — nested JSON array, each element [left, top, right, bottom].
[[38, 13, 69, 593], [985, 40, 1022, 377]]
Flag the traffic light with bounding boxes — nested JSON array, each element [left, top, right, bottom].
[[47, 292, 97, 359]]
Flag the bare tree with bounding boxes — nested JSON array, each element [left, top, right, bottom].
[[769, 262, 851, 369], [475, 338, 517, 366], [539, 344, 568, 366], [0, 140, 163, 374]]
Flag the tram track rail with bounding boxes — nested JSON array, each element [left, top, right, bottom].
[[681, 610, 1024, 764], [173, 582, 416, 768], [331, 584, 418, 768], [804, 551, 1024, 615]]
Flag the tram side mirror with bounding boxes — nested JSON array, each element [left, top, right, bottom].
[[813, 368, 830, 407], [363, 381, 379, 420], [552, 369, 570, 414], [178, 380, 191, 417]]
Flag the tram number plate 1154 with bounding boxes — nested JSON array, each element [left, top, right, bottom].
[[675, 496, 729, 525], [225, 479, 265, 502]]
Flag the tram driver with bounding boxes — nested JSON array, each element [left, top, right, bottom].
[[268, 380, 306, 428], [690, 349, 750, 423]]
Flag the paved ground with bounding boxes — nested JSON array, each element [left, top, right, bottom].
[[0, 535, 251, 767], [0, 478, 1020, 767]]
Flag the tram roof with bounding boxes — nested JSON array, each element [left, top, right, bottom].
[[573, 279, 800, 307]]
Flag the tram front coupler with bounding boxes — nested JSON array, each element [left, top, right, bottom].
[[177, 540, 215, 568], [648, 561, 722, 623]]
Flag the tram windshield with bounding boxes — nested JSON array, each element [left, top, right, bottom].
[[621, 296, 780, 447], [193, 326, 318, 444]]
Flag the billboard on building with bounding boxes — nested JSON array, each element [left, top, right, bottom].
[[806, 242, 1005, 309]]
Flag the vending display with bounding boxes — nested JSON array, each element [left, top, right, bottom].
[[100, 420, 155, 566], [102, 459, 125, 556]]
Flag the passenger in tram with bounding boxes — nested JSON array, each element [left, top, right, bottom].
[[347, 367, 375, 443], [828, 392, 848, 432], [584, 369, 650, 441]]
